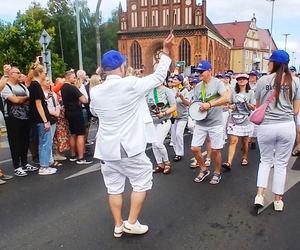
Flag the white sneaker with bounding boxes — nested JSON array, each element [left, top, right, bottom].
[[123, 220, 148, 235], [38, 167, 57, 175], [14, 167, 28, 177], [0, 179, 6, 185], [114, 223, 124, 238], [23, 164, 39, 172], [254, 194, 264, 207], [274, 200, 284, 211]]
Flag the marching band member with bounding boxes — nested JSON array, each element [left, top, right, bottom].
[[90, 34, 173, 237], [191, 60, 230, 184], [222, 74, 255, 170], [147, 82, 176, 174], [254, 50, 300, 211], [170, 75, 190, 161]]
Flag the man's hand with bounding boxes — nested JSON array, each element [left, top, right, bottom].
[[162, 33, 175, 55], [3, 64, 11, 75], [199, 103, 210, 112], [156, 112, 165, 119]]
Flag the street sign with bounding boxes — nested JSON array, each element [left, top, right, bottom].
[[39, 29, 51, 49], [41, 50, 52, 82], [176, 61, 185, 67]]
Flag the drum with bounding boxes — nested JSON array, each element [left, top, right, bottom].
[[188, 101, 207, 121]]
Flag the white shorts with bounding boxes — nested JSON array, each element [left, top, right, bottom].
[[101, 152, 153, 195], [191, 124, 224, 149]]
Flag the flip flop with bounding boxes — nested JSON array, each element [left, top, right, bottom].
[[221, 162, 232, 171], [241, 159, 248, 166]]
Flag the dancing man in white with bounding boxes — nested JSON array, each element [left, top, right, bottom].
[[90, 34, 174, 237]]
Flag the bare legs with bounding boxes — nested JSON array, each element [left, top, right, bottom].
[[69, 134, 85, 159], [109, 191, 147, 227]]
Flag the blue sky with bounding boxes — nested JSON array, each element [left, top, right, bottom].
[[0, 0, 299, 70]]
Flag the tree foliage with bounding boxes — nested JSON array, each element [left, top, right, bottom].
[[0, 1, 119, 78]]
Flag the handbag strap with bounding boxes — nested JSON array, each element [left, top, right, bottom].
[[265, 90, 276, 105]]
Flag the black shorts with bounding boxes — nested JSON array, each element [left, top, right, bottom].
[[66, 114, 85, 135]]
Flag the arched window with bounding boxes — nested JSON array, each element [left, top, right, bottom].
[[208, 40, 213, 66], [179, 38, 191, 66], [131, 41, 142, 69]]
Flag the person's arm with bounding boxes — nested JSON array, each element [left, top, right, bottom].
[[6, 95, 29, 104], [132, 34, 174, 95], [293, 79, 300, 115], [35, 100, 50, 131], [79, 95, 88, 104], [89, 89, 98, 117], [178, 90, 190, 106], [0, 65, 10, 92]]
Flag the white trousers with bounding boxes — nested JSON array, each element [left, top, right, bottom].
[[187, 117, 196, 133], [171, 119, 187, 156], [256, 121, 296, 195], [222, 111, 229, 142], [152, 120, 171, 164]]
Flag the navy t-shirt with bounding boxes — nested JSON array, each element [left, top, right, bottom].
[[28, 81, 51, 124]]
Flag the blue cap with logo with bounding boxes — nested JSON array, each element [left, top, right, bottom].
[[267, 50, 290, 64], [195, 60, 212, 71], [101, 50, 126, 71], [173, 74, 184, 82]]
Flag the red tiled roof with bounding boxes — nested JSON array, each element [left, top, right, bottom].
[[258, 28, 277, 51], [215, 21, 251, 48]]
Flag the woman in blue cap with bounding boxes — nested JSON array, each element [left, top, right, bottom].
[[254, 50, 300, 211]]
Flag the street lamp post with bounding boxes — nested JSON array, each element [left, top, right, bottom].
[[283, 33, 291, 51], [267, 0, 276, 55], [75, 0, 83, 70]]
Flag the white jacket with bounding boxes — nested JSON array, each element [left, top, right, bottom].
[[90, 54, 171, 161]]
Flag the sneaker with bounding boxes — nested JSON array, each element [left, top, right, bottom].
[[274, 200, 284, 211], [53, 153, 67, 161], [14, 167, 28, 177], [123, 220, 148, 235], [254, 194, 264, 207], [114, 223, 124, 238], [1, 174, 13, 180], [23, 164, 39, 172], [76, 158, 93, 165], [0, 179, 6, 185], [69, 156, 77, 162], [38, 167, 57, 175]]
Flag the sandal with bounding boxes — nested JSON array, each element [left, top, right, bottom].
[[163, 161, 171, 174], [173, 155, 182, 162], [52, 161, 63, 167], [222, 162, 232, 171], [209, 173, 222, 185], [241, 159, 248, 166], [292, 149, 300, 157], [153, 165, 164, 173], [193, 169, 210, 183], [190, 160, 199, 169], [205, 158, 211, 167]]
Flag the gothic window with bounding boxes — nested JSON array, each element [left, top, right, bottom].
[[152, 0, 158, 5], [208, 41, 213, 66], [131, 41, 142, 69], [141, 0, 148, 7], [185, 6, 192, 25], [163, 0, 169, 4], [152, 10, 158, 26], [179, 38, 191, 66], [174, 8, 180, 25], [195, 10, 202, 26], [163, 9, 169, 26], [141, 11, 148, 27], [174, 0, 180, 3]]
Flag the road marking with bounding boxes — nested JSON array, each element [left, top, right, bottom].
[[64, 163, 101, 180], [257, 157, 300, 214]]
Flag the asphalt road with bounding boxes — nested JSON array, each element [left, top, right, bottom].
[[0, 132, 300, 250]]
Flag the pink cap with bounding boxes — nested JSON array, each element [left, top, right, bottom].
[[236, 73, 249, 80]]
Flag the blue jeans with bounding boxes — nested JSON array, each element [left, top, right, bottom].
[[37, 123, 52, 168]]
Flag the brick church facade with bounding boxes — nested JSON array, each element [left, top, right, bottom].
[[118, 0, 231, 75]]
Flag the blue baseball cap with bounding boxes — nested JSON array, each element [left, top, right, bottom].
[[101, 50, 126, 71], [195, 60, 212, 72], [267, 50, 290, 64], [173, 74, 184, 82], [249, 70, 259, 77]]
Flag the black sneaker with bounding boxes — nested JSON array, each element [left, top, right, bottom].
[[76, 158, 93, 165]]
